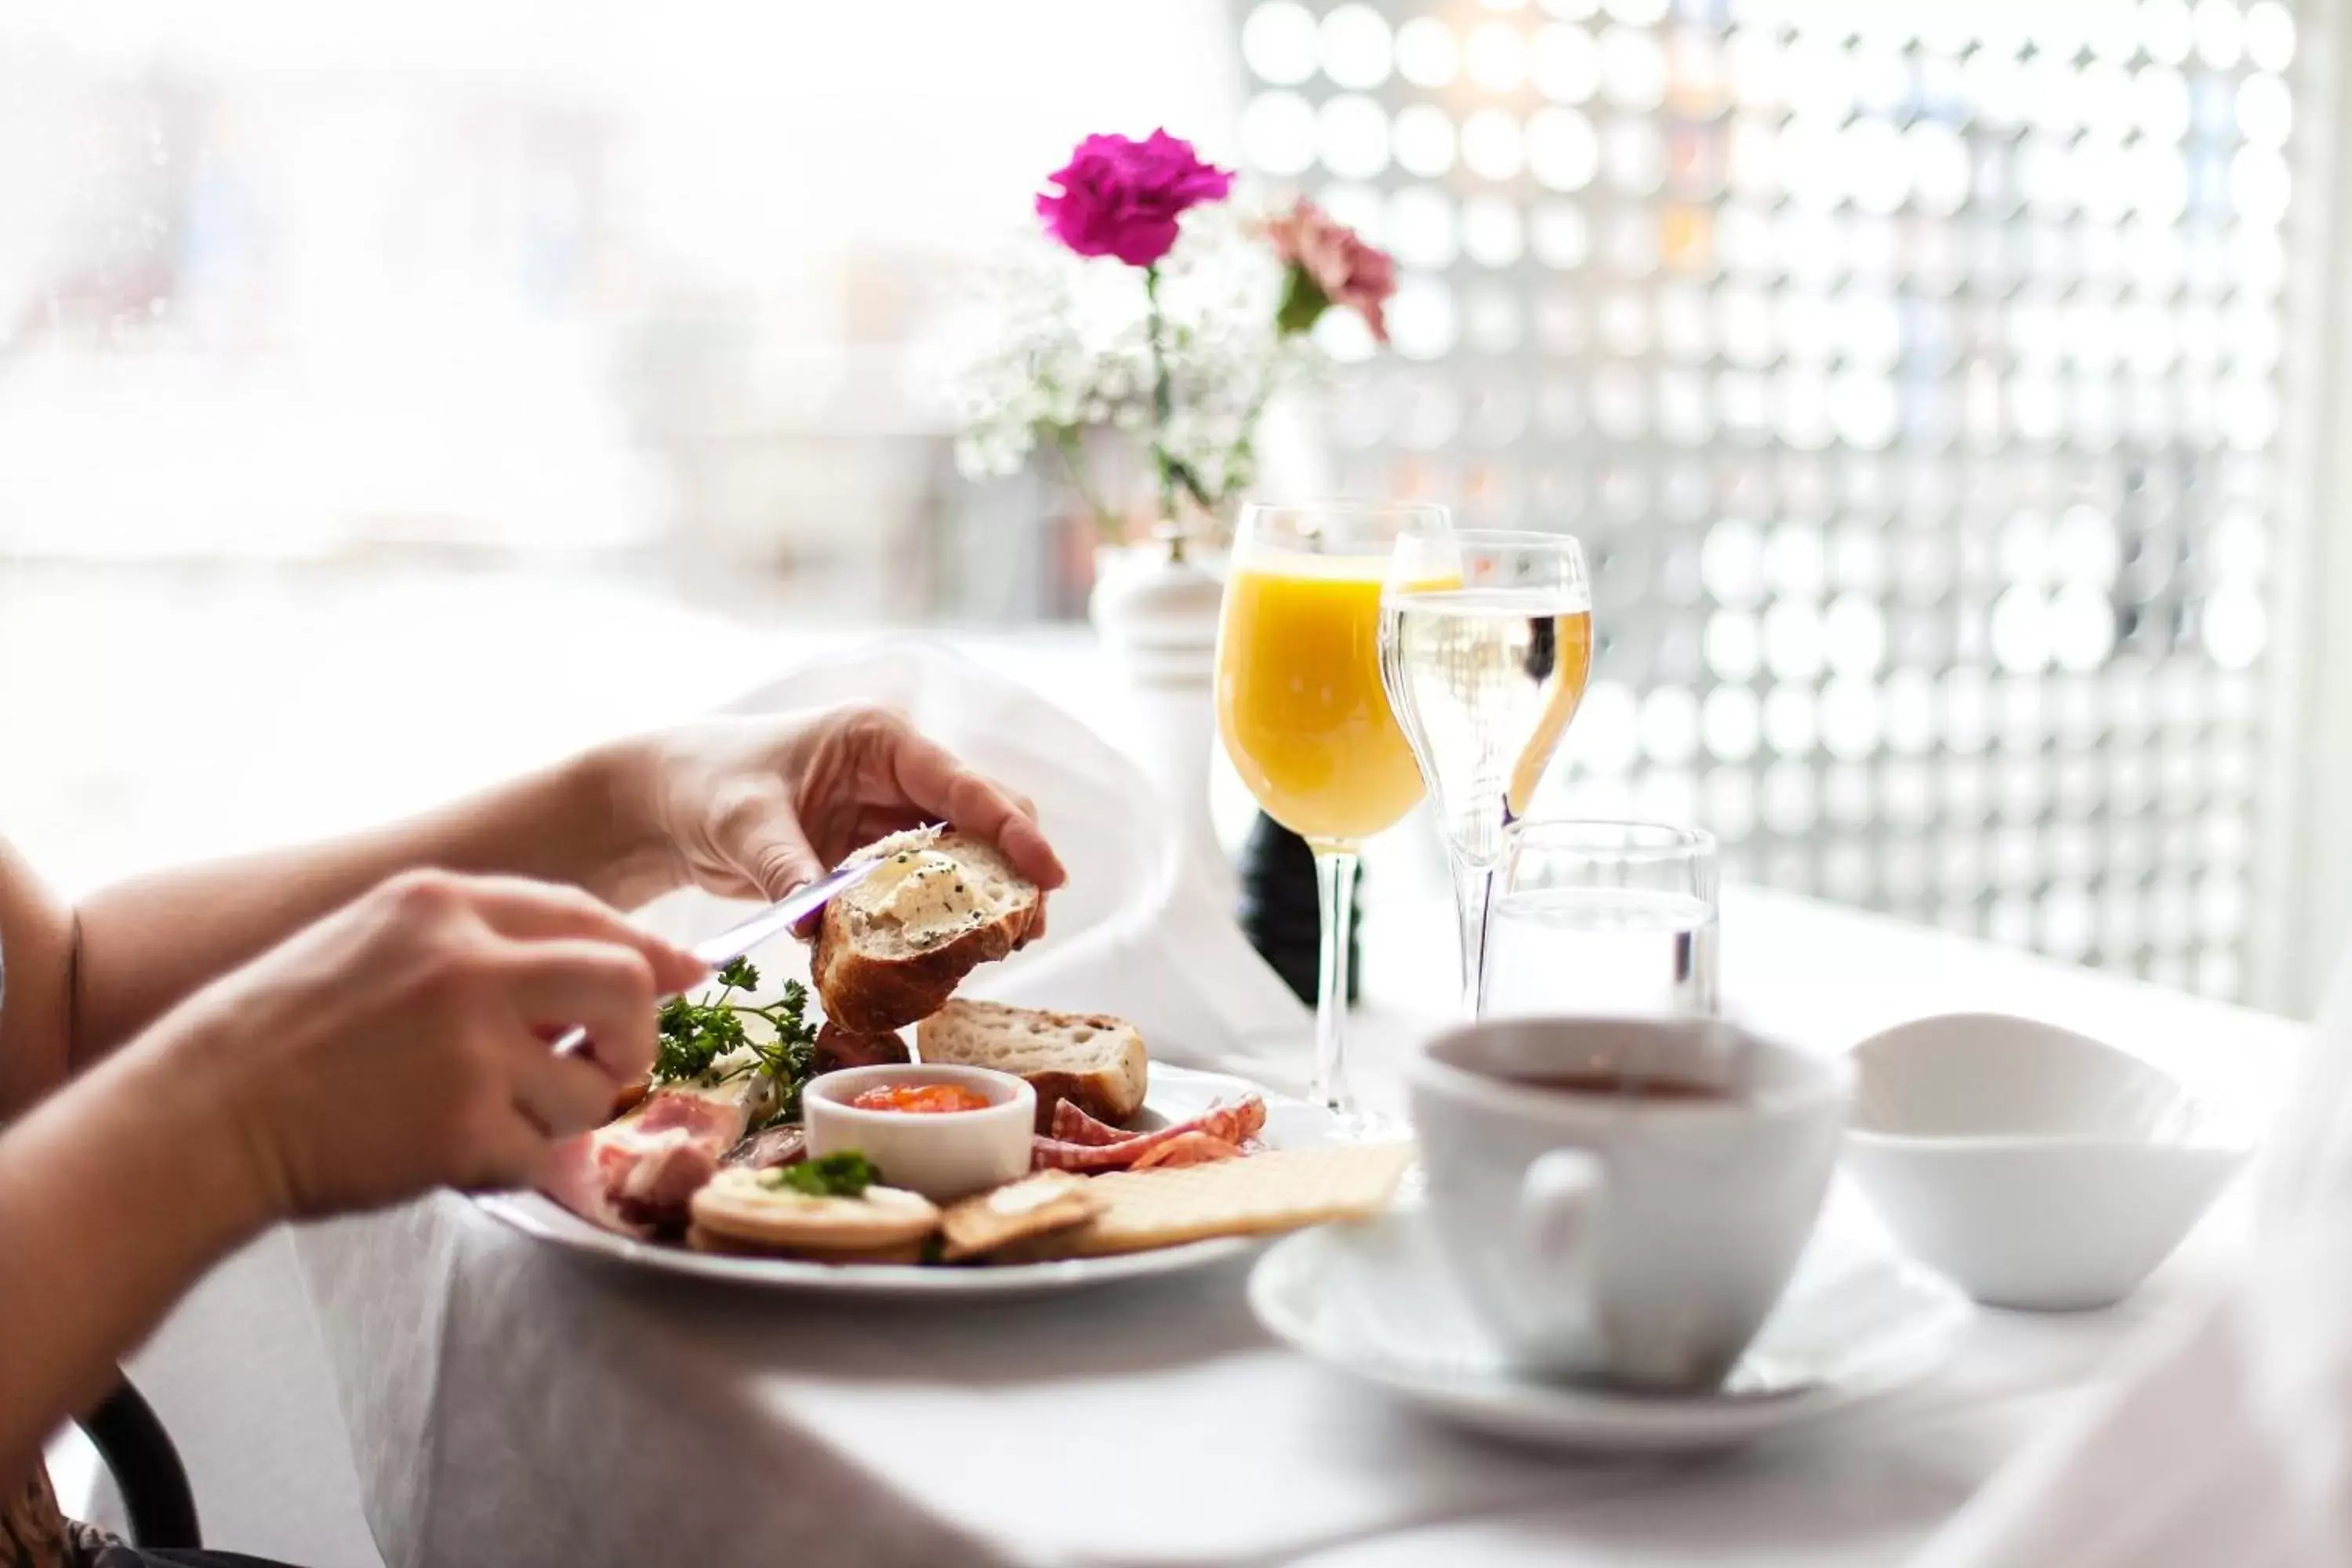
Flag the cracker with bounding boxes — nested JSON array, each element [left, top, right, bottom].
[[688, 1167, 939, 1251], [939, 1171, 1104, 1261], [1055, 1143, 1415, 1258], [684, 1225, 929, 1265]]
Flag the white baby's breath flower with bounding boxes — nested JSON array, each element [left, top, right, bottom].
[[931, 190, 1346, 533]]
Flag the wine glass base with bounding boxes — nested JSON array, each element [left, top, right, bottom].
[[1317, 1103, 1410, 1144]]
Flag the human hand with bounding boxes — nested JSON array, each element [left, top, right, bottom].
[[626, 704, 1067, 928], [153, 870, 706, 1219]]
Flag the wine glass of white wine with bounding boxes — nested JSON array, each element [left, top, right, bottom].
[[1378, 528, 1594, 1018]]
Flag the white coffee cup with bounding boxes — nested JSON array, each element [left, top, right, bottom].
[[1406, 1016, 1851, 1390]]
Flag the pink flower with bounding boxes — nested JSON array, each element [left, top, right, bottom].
[[1036, 130, 1234, 268], [1265, 198, 1397, 344]]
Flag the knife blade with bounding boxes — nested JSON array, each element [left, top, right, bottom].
[[688, 855, 884, 970], [547, 850, 896, 1061]]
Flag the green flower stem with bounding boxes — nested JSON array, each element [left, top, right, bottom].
[[1053, 425, 1119, 541], [1276, 265, 1331, 339], [1143, 262, 1184, 560]]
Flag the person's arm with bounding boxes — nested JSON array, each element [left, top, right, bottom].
[[60, 704, 1061, 1083], [0, 869, 702, 1487], [0, 701, 1058, 1486], [0, 1029, 277, 1486], [0, 840, 76, 1124], [65, 744, 666, 1073]]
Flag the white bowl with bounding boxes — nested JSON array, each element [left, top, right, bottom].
[[1845, 1013, 2248, 1312], [803, 1065, 1035, 1201]]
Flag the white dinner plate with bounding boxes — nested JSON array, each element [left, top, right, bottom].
[[473, 1064, 1332, 1299], [1250, 1209, 1972, 1453]]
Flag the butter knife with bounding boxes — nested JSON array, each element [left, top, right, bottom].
[[547, 854, 887, 1061]]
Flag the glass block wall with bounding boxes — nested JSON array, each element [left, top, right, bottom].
[[1232, 0, 2299, 999]]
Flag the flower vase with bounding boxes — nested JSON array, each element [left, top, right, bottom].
[[1088, 537, 1236, 906]]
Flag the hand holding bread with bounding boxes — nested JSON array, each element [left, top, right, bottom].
[[625, 703, 1065, 917]]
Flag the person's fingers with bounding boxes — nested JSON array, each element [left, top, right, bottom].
[[884, 731, 1068, 889], [845, 804, 931, 848], [498, 939, 662, 1082], [1002, 789, 1052, 938], [993, 809, 1065, 889], [456, 876, 707, 995], [1011, 779, 1047, 942], [710, 786, 827, 904], [463, 1106, 560, 1193], [1006, 786, 1040, 822], [511, 1047, 626, 1140]]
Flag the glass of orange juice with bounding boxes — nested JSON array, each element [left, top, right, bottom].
[[1216, 499, 1450, 1123]]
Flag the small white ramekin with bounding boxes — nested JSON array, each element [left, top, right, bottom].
[[803, 1064, 1034, 1201]]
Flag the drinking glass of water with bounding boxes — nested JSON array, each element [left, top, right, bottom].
[[1378, 528, 1592, 1018], [1483, 820, 1719, 1019]]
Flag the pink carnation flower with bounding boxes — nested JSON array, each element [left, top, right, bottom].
[[1265, 197, 1397, 344], [1036, 130, 1235, 268]]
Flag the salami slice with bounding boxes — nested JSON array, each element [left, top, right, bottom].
[[1049, 1099, 1134, 1146], [1031, 1095, 1267, 1173], [1126, 1133, 1244, 1171]]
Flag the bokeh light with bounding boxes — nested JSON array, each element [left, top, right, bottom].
[[1238, 0, 2288, 998], [1321, 4, 1394, 89], [1395, 16, 1458, 85], [1465, 20, 1528, 92], [1241, 2, 1317, 85]]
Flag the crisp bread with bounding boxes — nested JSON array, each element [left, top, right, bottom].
[[1056, 1142, 1415, 1257], [938, 1171, 1104, 1261]]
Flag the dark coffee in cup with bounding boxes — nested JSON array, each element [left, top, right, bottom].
[[1516, 1071, 1728, 1102]]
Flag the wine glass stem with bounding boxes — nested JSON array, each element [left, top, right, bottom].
[[1310, 848, 1359, 1116], [1450, 855, 1495, 1020]]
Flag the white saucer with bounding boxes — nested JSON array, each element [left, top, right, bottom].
[[1250, 1210, 1972, 1453]]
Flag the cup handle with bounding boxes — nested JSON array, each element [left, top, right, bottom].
[[1514, 1149, 1605, 1274]]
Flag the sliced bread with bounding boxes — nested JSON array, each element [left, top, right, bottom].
[[812, 828, 1040, 1032], [916, 1000, 1149, 1131]]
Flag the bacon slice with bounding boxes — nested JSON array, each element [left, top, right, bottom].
[[542, 1079, 763, 1236], [632, 1093, 742, 1139], [1031, 1095, 1267, 1174], [1049, 1099, 1134, 1146], [602, 1128, 723, 1230]]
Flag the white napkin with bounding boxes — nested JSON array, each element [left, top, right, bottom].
[[1911, 957, 2349, 1568], [630, 637, 1308, 1069]]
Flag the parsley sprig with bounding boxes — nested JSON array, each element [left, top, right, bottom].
[[652, 958, 821, 1125], [764, 1150, 879, 1198]]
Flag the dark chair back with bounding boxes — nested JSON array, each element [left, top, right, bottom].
[[75, 1378, 200, 1548]]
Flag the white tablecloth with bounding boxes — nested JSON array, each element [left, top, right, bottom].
[[292, 877, 2305, 1568]]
